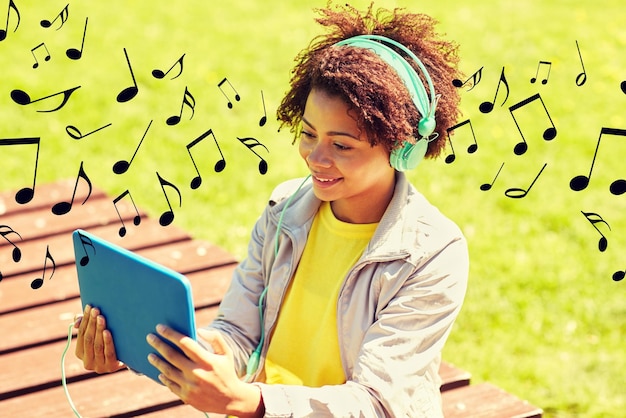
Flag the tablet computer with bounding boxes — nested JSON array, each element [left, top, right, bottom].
[[72, 229, 197, 383]]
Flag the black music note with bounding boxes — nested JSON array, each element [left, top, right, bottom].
[[0, 137, 40, 204], [480, 162, 505, 191], [0, 0, 20, 42], [66, 17, 88, 60], [40, 3, 69, 29], [76, 230, 95, 266], [530, 60, 551, 84], [621, 81, 626, 95], [444, 119, 478, 163], [116, 48, 138, 103], [152, 53, 185, 79], [113, 190, 141, 237], [66, 122, 112, 140], [613, 270, 625, 282], [452, 66, 483, 91], [575, 40, 587, 87], [166, 87, 195, 126], [31, 42, 51, 68], [30, 246, 55, 290], [51, 161, 92, 215], [581, 211, 610, 252], [259, 90, 267, 127], [113, 120, 152, 174], [238, 137, 269, 174], [479, 67, 509, 113], [186, 129, 226, 189], [504, 163, 547, 199], [10, 86, 81, 113], [0, 225, 22, 263], [569, 127, 626, 195], [217, 77, 240, 108], [508, 93, 557, 155], [156, 173, 182, 226]]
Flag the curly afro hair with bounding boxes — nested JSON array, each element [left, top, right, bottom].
[[277, 2, 463, 160]]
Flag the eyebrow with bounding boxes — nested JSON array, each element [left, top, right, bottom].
[[302, 117, 361, 140]]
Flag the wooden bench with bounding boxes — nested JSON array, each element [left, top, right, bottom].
[[0, 180, 542, 417]]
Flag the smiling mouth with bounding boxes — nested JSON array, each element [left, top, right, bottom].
[[313, 175, 341, 185]]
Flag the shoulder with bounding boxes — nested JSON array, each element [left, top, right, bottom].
[[268, 176, 312, 207]]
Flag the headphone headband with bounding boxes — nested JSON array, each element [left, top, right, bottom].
[[334, 35, 440, 171]]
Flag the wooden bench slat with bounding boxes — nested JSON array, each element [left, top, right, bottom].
[[0, 179, 105, 216], [0, 194, 143, 248], [442, 382, 543, 418], [439, 361, 471, 392]]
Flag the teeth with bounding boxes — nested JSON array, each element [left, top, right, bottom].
[[316, 177, 335, 182]]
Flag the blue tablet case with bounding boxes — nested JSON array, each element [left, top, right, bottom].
[[72, 229, 197, 383]]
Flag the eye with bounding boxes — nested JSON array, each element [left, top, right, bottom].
[[300, 130, 315, 139], [334, 142, 351, 151]]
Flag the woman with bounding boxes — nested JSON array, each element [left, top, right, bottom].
[[75, 3, 468, 417]]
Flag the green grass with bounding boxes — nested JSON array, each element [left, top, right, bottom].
[[1, 0, 625, 416]]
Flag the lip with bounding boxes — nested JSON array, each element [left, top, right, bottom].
[[311, 174, 342, 188]]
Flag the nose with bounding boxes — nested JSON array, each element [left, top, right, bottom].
[[303, 141, 332, 168]]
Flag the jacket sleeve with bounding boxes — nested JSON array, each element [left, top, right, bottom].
[[256, 232, 469, 417]]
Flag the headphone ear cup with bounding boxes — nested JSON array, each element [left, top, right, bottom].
[[390, 138, 428, 171]]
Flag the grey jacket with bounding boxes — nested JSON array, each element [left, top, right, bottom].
[[208, 172, 469, 417]]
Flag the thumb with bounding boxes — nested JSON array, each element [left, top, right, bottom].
[[197, 328, 230, 356]]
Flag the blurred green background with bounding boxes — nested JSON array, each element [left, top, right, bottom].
[[1, 0, 625, 416]]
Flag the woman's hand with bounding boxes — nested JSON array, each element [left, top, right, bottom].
[[146, 325, 264, 418], [74, 304, 125, 373]]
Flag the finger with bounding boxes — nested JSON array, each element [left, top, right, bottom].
[[103, 329, 125, 370], [147, 350, 184, 388], [93, 313, 107, 368], [83, 306, 99, 369], [75, 304, 91, 360], [147, 330, 189, 369], [73, 314, 83, 329], [157, 324, 211, 364], [197, 328, 230, 356]]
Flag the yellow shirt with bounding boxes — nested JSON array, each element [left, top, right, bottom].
[[263, 201, 377, 386]]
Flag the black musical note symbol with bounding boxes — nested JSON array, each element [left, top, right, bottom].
[[480, 162, 505, 191], [621, 81, 626, 95], [66, 17, 88, 60], [0, 0, 20, 42], [31, 42, 51, 68], [259, 90, 267, 127], [575, 40, 587, 87], [112, 190, 141, 237], [152, 53, 185, 80], [30, 246, 55, 290], [569, 127, 626, 195], [51, 161, 92, 215], [504, 163, 547, 199], [113, 120, 152, 174], [186, 129, 226, 189], [116, 48, 139, 103], [444, 119, 478, 163], [479, 67, 509, 113], [66, 122, 112, 140], [76, 230, 95, 266], [166, 87, 195, 126], [530, 60, 552, 84], [238, 137, 269, 174], [156, 173, 182, 226], [508, 93, 557, 155], [0, 137, 40, 204], [40, 3, 69, 29], [217, 77, 240, 109], [613, 270, 625, 282], [452, 66, 483, 91], [581, 211, 610, 252], [0, 225, 22, 263], [10, 86, 81, 113]]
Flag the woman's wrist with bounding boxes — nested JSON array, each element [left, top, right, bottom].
[[228, 382, 264, 418]]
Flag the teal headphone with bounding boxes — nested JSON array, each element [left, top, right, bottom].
[[334, 34, 440, 171]]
